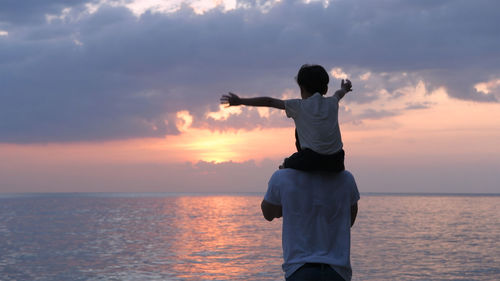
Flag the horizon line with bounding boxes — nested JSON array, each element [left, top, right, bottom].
[[1, 191, 499, 198]]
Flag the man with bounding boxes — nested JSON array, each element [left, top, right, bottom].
[[261, 168, 360, 281]]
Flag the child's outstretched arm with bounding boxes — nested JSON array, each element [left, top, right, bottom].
[[333, 79, 353, 100], [221, 92, 285, 110]]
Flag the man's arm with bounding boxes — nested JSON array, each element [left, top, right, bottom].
[[261, 199, 282, 221], [221, 92, 285, 110], [350, 203, 358, 227]]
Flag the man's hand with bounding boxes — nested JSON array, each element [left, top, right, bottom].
[[341, 79, 353, 93], [220, 92, 242, 106], [351, 203, 358, 227], [261, 200, 282, 221]]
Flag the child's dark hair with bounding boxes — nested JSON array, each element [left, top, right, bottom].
[[296, 64, 329, 95]]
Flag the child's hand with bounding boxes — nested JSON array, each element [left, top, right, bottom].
[[220, 92, 242, 106], [341, 79, 353, 92]]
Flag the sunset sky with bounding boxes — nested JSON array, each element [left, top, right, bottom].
[[1, 0, 499, 193]]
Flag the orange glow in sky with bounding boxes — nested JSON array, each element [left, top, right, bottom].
[[169, 126, 294, 163], [1, 86, 499, 193], [2, 88, 499, 166]]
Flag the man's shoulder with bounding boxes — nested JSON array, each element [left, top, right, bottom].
[[270, 168, 307, 179], [269, 169, 295, 183], [269, 169, 358, 204], [271, 169, 354, 182]]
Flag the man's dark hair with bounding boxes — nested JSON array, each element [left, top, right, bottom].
[[296, 64, 329, 95]]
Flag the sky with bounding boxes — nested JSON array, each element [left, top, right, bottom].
[[1, 0, 499, 193]]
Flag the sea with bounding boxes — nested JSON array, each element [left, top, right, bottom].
[[0, 193, 498, 281]]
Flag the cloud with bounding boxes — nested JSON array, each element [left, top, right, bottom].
[[1, 0, 499, 143], [356, 108, 398, 120], [0, 0, 92, 25], [202, 107, 289, 132], [404, 102, 431, 110]]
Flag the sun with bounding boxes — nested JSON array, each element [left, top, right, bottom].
[[179, 132, 242, 163], [165, 109, 296, 164]]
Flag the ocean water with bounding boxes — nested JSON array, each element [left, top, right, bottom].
[[0, 193, 498, 281]]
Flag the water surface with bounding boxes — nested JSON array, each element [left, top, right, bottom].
[[0, 193, 498, 280]]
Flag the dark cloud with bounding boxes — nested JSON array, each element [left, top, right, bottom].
[[0, 0, 93, 25], [1, 0, 499, 143], [404, 102, 431, 110], [356, 108, 399, 121]]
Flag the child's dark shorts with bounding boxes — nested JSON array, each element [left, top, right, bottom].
[[283, 148, 345, 172]]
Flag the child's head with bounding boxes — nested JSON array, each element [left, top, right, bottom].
[[296, 64, 329, 98]]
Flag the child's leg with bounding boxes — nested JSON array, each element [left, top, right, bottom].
[[283, 149, 345, 172]]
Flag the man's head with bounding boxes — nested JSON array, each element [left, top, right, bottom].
[[296, 64, 329, 98]]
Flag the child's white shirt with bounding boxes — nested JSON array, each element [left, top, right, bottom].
[[284, 93, 342, 155]]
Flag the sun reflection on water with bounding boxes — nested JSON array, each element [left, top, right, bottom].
[[167, 196, 283, 280]]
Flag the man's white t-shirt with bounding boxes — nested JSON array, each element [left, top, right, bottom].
[[285, 93, 342, 155], [264, 169, 360, 281]]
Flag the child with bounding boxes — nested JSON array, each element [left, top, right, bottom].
[[220, 64, 352, 172]]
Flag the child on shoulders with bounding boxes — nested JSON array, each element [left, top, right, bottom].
[[220, 64, 352, 172]]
